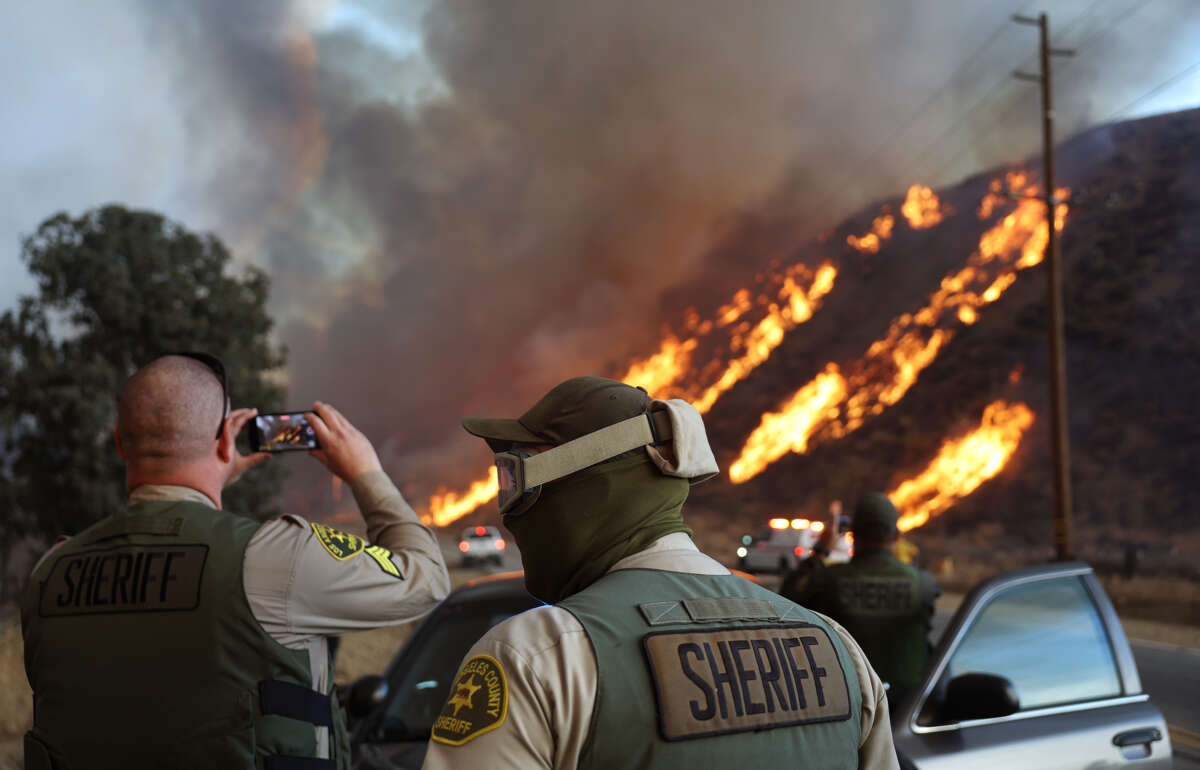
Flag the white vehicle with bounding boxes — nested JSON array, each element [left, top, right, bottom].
[[736, 517, 853, 573], [458, 525, 506, 567]]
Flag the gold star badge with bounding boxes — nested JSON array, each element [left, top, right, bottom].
[[432, 655, 509, 746], [447, 674, 481, 716]]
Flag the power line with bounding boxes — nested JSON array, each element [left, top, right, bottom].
[[854, 0, 1116, 189], [1105, 57, 1200, 121], [795, 7, 1040, 236], [1055, 0, 1156, 62], [830, 7, 1032, 187], [920, 0, 1161, 183]]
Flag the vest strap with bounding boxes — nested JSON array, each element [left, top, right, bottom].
[[259, 680, 333, 727], [264, 756, 336, 770]]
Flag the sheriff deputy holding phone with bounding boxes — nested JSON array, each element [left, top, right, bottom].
[[21, 353, 450, 770]]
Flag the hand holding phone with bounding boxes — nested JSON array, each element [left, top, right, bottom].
[[250, 412, 321, 452], [224, 408, 271, 488], [305, 402, 383, 482]]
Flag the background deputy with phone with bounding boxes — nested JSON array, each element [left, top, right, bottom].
[[21, 353, 451, 770]]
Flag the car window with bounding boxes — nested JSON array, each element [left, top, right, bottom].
[[371, 598, 536, 742], [940, 576, 1121, 713]]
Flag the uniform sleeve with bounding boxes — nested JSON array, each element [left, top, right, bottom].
[[421, 607, 595, 770], [244, 470, 450, 638], [791, 560, 839, 618], [820, 614, 901, 770], [779, 555, 827, 603]]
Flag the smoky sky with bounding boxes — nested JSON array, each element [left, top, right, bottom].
[[4, 0, 1199, 505], [278, 0, 1027, 494]]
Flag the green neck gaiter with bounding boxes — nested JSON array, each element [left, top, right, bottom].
[[504, 453, 692, 604]]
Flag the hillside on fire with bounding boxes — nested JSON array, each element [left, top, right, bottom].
[[432, 107, 1199, 564]]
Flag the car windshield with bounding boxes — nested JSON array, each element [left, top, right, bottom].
[[371, 597, 537, 742]]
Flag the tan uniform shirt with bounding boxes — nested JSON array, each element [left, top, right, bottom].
[[34, 471, 450, 759], [421, 533, 899, 770]]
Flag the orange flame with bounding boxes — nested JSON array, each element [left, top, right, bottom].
[[729, 174, 1067, 483], [620, 335, 700, 400], [425, 466, 499, 528], [894, 401, 1035, 531], [429, 260, 839, 526], [847, 214, 895, 254], [619, 262, 837, 407], [692, 263, 836, 412], [424, 176, 1052, 525], [728, 365, 847, 483], [901, 184, 946, 229], [716, 290, 754, 327], [977, 177, 1007, 219]]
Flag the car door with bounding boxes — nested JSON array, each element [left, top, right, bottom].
[[892, 562, 1172, 769]]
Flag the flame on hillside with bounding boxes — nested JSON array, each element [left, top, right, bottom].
[[977, 176, 1008, 219], [424, 466, 499, 528], [619, 262, 838, 410], [426, 259, 838, 525], [729, 174, 1067, 483], [847, 214, 895, 254], [727, 365, 847, 482], [893, 400, 1035, 531], [901, 184, 945, 229], [424, 174, 1054, 527], [620, 335, 699, 399], [847, 184, 947, 254], [691, 263, 837, 412]]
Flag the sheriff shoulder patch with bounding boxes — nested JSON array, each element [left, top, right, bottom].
[[431, 654, 508, 746], [311, 523, 364, 561]]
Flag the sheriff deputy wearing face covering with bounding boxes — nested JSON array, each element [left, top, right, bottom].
[[783, 493, 940, 706], [21, 354, 450, 769], [421, 377, 899, 770]]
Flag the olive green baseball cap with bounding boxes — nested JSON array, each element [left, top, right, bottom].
[[851, 492, 900, 541], [463, 376, 652, 451]]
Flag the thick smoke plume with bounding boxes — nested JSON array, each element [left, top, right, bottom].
[[136, 0, 1200, 506]]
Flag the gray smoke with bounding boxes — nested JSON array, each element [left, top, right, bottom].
[[121, 0, 1200, 504]]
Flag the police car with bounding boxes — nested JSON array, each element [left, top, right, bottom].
[[345, 564, 1173, 769], [737, 517, 852, 573]]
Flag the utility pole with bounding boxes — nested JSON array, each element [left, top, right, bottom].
[[1013, 13, 1075, 561]]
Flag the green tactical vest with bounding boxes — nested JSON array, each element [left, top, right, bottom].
[[560, 569, 862, 770], [20, 499, 350, 770], [822, 552, 935, 692]]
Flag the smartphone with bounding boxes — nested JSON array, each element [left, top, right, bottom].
[[249, 412, 320, 452]]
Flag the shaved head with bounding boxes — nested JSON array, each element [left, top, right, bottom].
[[117, 355, 226, 463]]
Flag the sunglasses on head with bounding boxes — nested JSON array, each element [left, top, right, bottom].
[[174, 351, 229, 439]]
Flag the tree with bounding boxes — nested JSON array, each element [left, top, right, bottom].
[[0, 205, 289, 546]]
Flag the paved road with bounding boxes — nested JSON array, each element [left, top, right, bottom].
[[1130, 639, 1200, 767]]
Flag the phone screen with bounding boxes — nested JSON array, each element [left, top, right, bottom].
[[253, 412, 319, 452]]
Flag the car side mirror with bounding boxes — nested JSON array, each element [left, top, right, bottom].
[[345, 674, 389, 720], [940, 672, 1019, 722]]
